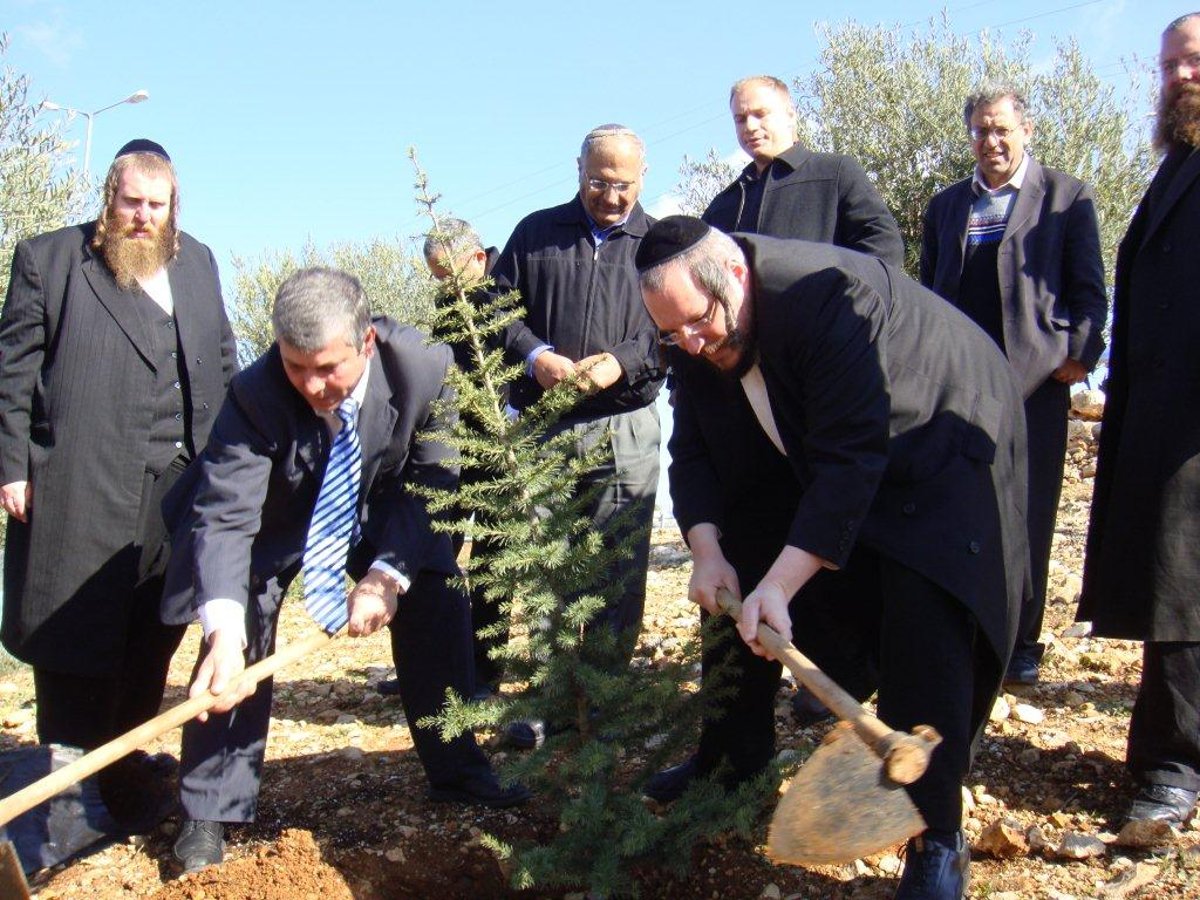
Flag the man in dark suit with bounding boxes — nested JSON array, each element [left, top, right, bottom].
[[703, 75, 904, 265], [161, 268, 528, 873], [921, 84, 1107, 686], [0, 139, 236, 828], [1079, 12, 1200, 828], [637, 217, 1027, 900]]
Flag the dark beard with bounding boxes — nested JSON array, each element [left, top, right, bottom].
[[1154, 81, 1200, 150], [101, 219, 174, 290]]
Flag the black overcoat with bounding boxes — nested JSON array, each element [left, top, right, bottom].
[[1079, 148, 1200, 640], [669, 235, 1028, 664], [0, 224, 236, 673]]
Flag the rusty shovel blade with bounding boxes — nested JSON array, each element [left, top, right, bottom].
[[768, 722, 927, 866]]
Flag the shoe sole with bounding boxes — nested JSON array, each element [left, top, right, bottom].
[[427, 786, 532, 809]]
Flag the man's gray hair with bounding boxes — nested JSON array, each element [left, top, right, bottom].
[[963, 83, 1029, 129], [1166, 13, 1200, 33], [639, 228, 743, 296], [579, 124, 645, 161], [423, 218, 482, 261], [729, 74, 791, 104], [272, 267, 372, 352]]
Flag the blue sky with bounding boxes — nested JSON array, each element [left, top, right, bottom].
[[2, 0, 1170, 270]]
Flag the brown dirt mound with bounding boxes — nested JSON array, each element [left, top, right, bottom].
[[149, 828, 352, 900]]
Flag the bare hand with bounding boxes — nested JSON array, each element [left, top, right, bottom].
[[1, 480, 31, 522], [190, 630, 251, 722], [1051, 358, 1088, 385], [347, 570, 400, 636], [685, 524, 740, 616], [532, 351, 577, 390], [575, 353, 623, 392], [738, 581, 793, 659]]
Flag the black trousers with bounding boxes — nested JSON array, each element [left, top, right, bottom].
[[1127, 641, 1200, 792], [34, 458, 189, 820], [1013, 378, 1070, 664], [178, 570, 491, 823], [451, 461, 506, 691], [696, 541, 998, 833]]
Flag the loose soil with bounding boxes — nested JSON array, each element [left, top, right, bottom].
[[2, 425, 1198, 898]]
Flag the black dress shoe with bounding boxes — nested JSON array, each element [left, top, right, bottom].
[[377, 677, 403, 697], [1124, 783, 1198, 827], [895, 828, 969, 899], [428, 773, 532, 808], [791, 686, 835, 728], [644, 758, 700, 803], [173, 819, 225, 873], [1003, 654, 1039, 687]]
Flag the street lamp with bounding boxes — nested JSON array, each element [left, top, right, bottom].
[[40, 89, 150, 179]]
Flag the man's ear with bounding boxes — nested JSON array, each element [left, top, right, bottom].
[[362, 325, 378, 358]]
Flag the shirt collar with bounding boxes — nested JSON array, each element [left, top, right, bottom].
[[972, 153, 1030, 196]]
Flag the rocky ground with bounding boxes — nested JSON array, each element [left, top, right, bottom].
[[2, 402, 1198, 898]]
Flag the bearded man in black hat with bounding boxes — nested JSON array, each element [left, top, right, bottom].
[[0, 139, 236, 828], [637, 216, 1027, 900]]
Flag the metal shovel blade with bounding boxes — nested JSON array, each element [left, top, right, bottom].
[[768, 722, 927, 866]]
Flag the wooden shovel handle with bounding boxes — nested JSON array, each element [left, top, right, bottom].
[[715, 588, 937, 784], [0, 627, 340, 828]]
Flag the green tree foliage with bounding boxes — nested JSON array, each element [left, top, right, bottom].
[[230, 237, 436, 365], [675, 15, 1156, 281], [0, 33, 86, 279], [411, 157, 772, 896]]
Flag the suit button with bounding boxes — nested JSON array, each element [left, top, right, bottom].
[[202, 403, 210, 410], [968, 541, 981, 554], [196, 357, 203, 364], [174, 441, 183, 449], [175, 413, 182, 420], [902, 502, 916, 515], [1163, 243, 1172, 253]]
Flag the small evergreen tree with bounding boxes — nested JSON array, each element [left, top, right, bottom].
[[410, 153, 773, 897]]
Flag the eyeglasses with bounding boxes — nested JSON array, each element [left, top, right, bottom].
[[585, 177, 635, 194], [658, 296, 720, 347], [969, 125, 1016, 142]]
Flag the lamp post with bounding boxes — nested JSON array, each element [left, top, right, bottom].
[[40, 89, 150, 179]]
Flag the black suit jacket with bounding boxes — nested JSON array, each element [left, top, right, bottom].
[[703, 143, 905, 268], [1081, 146, 1200, 640], [0, 224, 235, 673], [161, 318, 459, 625], [669, 235, 1027, 661], [920, 158, 1107, 397]]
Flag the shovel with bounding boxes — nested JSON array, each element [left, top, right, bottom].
[[714, 588, 942, 866], [0, 627, 340, 899]]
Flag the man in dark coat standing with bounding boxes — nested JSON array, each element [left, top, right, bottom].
[[637, 217, 1027, 900], [0, 140, 236, 826], [922, 84, 1107, 686], [161, 268, 528, 873], [703, 75, 904, 265], [1079, 12, 1200, 828]]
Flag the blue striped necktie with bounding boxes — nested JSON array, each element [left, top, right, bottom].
[[302, 397, 362, 633]]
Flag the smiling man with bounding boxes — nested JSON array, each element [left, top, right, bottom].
[[490, 126, 665, 748], [160, 267, 528, 873], [637, 216, 1028, 900], [0, 139, 236, 836], [921, 84, 1107, 688]]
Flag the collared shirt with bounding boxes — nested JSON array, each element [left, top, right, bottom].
[[971, 153, 1030, 196], [198, 358, 408, 645]]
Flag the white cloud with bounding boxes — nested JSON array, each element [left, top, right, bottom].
[[17, 14, 85, 68]]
